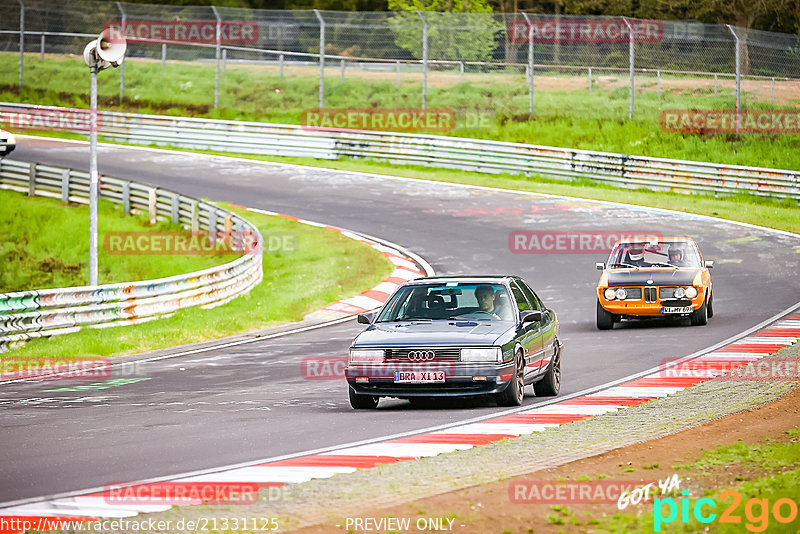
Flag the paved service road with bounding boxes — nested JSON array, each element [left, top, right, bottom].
[[2, 138, 798, 503]]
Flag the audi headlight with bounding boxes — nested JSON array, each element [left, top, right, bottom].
[[685, 286, 698, 299], [615, 288, 628, 300], [461, 347, 502, 363], [604, 288, 616, 300], [348, 349, 384, 363], [674, 287, 686, 299]]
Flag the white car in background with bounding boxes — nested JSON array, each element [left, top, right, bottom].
[[0, 129, 16, 158]]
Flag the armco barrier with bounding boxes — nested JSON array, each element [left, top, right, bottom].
[[2, 102, 799, 201], [0, 158, 263, 348]]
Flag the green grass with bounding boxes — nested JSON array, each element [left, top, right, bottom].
[[3, 199, 394, 361], [0, 189, 230, 292], [593, 433, 800, 533], [2, 52, 800, 170]]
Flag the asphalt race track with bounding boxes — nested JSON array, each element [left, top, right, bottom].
[[2, 137, 799, 504]]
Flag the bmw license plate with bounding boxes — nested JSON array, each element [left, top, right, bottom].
[[394, 370, 445, 383], [661, 305, 693, 314]]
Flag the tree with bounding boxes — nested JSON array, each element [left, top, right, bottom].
[[388, 0, 503, 63]]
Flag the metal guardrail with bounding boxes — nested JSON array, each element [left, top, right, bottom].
[[5, 103, 796, 201], [0, 157, 263, 348]]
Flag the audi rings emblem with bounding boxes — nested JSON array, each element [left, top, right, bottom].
[[407, 350, 435, 361]]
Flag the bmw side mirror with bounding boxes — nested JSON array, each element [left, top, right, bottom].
[[705, 260, 714, 269], [520, 310, 543, 323], [357, 312, 376, 324], [596, 262, 605, 271]]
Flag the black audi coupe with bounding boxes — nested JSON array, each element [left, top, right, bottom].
[[346, 276, 562, 409]]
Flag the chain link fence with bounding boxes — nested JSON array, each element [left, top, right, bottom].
[[1, 1, 799, 118]]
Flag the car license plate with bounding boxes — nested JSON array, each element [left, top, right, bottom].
[[394, 371, 445, 383], [661, 306, 693, 314]]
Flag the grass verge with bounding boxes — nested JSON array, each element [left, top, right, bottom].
[[2, 200, 394, 362], [0, 189, 231, 292], [2, 52, 799, 170]]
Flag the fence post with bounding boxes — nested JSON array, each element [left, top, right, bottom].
[[18, 0, 24, 89], [279, 54, 284, 77], [459, 61, 464, 83], [161, 43, 166, 69], [417, 11, 428, 110], [657, 70, 660, 97], [28, 163, 35, 197], [314, 9, 325, 109], [116, 2, 125, 103], [222, 48, 227, 74], [396, 60, 400, 88], [61, 169, 70, 203], [623, 17, 634, 119], [771, 77, 775, 105], [211, 6, 222, 109], [726, 25, 741, 132], [122, 181, 130, 215], [40, 34, 44, 61], [521, 13, 534, 117], [148, 188, 157, 225], [340, 59, 345, 82], [714, 73, 717, 96], [588, 67, 592, 93], [171, 193, 180, 224]]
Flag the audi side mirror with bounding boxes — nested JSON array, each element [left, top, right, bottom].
[[520, 310, 543, 323], [705, 260, 714, 269], [596, 262, 605, 271], [357, 312, 376, 324]]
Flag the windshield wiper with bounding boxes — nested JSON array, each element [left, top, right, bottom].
[[609, 262, 639, 269], [649, 262, 677, 268]]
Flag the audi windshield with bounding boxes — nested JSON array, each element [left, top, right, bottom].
[[376, 283, 515, 322]]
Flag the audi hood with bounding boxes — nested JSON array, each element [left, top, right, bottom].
[[352, 320, 514, 347]]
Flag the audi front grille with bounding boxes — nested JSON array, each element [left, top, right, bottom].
[[384, 348, 461, 362]]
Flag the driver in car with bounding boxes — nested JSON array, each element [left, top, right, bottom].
[[475, 285, 502, 319], [668, 246, 687, 267]]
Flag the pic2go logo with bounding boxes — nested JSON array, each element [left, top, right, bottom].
[[654, 489, 799, 532]]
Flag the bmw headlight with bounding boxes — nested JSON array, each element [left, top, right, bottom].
[[674, 287, 686, 299], [685, 286, 698, 299], [604, 288, 616, 300], [615, 288, 628, 300], [461, 347, 502, 363], [348, 349, 384, 363]]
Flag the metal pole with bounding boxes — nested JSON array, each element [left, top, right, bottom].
[[40, 34, 44, 61], [396, 60, 400, 88], [314, 9, 325, 109], [18, 0, 24, 89], [116, 2, 125, 103], [417, 11, 428, 110], [89, 64, 99, 286], [714, 73, 717, 96], [771, 77, 775, 105], [459, 61, 464, 83], [211, 6, 222, 109], [161, 43, 166, 69], [623, 17, 634, 119], [222, 48, 227, 74], [588, 67, 592, 93], [340, 59, 345, 82], [279, 54, 284, 77], [657, 70, 660, 97], [726, 25, 740, 132], [522, 12, 533, 117]]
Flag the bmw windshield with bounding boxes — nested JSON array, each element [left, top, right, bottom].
[[376, 283, 514, 322]]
